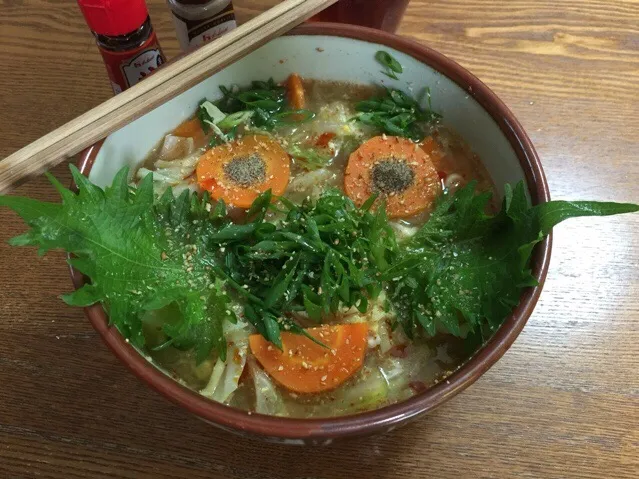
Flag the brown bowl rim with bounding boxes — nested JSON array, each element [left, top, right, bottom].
[[74, 23, 551, 441]]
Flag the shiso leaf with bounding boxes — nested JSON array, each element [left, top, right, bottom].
[[388, 182, 639, 339], [1, 166, 637, 356], [0, 165, 235, 361]]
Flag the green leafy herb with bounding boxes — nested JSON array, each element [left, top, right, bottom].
[[2, 166, 636, 358], [197, 100, 225, 133], [387, 182, 639, 340], [215, 78, 316, 131], [272, 110, 316, 124], [0, 166, 236, 362], [199, 101, 226, 125], [213, 190, 398, 334], [287, 144, 333, 170], [216, 110, 254, 130], [198, 79, 317, 144], [355, 87, 440, 141], [198, 100, 237, 145], [375, 50, 403, 80]]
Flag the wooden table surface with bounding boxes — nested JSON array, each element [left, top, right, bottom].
[[1, 1, 637, 477]]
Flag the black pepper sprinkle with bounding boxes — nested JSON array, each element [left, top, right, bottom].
[[370, 159, 415, 195], [223, 154, 266, 187]]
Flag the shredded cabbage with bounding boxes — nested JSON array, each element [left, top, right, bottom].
[[158, 135, 195, 161], [200, 319, 251, 403], [199, 339, 248, 403], [249, 358, 287, 416], [335, 368, 389, 411], [200, 101, 226, 125], [200, 358, 226, 397], [288, 168, 337, 202], [136, 146, 201, 197], [154, 152, 200, 170], [390, 222, 420, 241]]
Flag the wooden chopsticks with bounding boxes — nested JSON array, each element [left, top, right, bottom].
[[0, 0, 338, 194]]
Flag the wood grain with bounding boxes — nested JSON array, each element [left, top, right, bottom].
[[0, 0, 338, 194], [0, 1, 637, 478]]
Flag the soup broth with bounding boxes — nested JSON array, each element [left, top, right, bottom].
[[137, 78, 495, 418]]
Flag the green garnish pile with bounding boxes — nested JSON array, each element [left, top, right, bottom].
[[198, 78, 316, 147], [355, 87, 441, 141], [212, 190, 396, 345], [1, 167, 636, 361], [358, 51, 440, 140]]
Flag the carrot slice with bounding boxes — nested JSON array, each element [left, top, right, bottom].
[[344, 135, 441, 219], [196, 135, 290, 209], [287, 73, 306, 110], [172, 118, 204, 139], [172, 118, 206, 149], [249, 323, 368, 394]]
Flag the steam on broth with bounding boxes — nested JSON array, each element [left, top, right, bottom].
[[137, 78, 495, 417]]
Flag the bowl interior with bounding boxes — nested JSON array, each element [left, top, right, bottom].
[[89, 34, 527, 197], [81, 25, 548, 442]]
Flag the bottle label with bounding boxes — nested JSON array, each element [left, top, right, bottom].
[[98, 31, 165, 94], [121, 48, 164, 87], [172, 2, 237, 51]]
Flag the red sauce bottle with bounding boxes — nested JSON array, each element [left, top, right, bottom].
[[311, 0, 410, 33], [77, 0, 166, 94]]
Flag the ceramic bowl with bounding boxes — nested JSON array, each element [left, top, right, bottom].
[[76, 23, 550, 444]]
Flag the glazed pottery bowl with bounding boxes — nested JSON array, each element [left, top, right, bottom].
[[76, 23, 550, 444]]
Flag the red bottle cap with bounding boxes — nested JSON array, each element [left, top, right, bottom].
[[77, 0, 149, 37]]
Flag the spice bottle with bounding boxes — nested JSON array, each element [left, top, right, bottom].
[[78, 0, 166, 94], [167, 0, 237, 51]]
